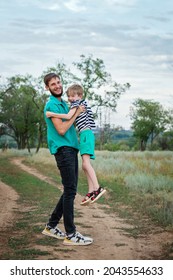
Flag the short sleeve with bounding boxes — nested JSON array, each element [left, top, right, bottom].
[[46, 103, 60, 113]]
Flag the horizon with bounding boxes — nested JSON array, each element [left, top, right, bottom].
[[1, 0, 173, 129]]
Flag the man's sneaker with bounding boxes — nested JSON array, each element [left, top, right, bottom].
[[90, 187, 106, 204], [42, 225, 66, 240], [63, 231, 93, 246]]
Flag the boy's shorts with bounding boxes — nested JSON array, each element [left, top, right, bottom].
[[79, 129, 95, 159]]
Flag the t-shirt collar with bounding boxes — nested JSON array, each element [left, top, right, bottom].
[[50, 95, 65, 105]]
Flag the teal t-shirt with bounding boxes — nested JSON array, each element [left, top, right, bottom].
[[44, 95, 79, 154]]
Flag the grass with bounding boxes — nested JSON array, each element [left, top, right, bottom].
[[0, 153, 63, 259], [1, 148, 173, 259], [3, 149, 173, 228]]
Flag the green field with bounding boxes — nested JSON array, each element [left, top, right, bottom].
[[0, 148, 173, 259]]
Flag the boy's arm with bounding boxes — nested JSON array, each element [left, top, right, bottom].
[[52, 106, 84, 135], [46, 108, 76, 120]]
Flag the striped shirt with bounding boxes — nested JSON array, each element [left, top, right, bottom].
[[70, 99, 96, 132]]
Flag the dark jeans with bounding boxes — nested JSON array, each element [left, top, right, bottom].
[[48, 147, 78, 235]]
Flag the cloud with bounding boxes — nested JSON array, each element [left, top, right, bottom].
[[64, 0, 86, 12], [1, 0, 173, 130], [145, 15, 170, 23], [15, 0, 61, 11], [106, 0, 137, 8]]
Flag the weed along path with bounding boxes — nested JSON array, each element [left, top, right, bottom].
[[0, 157, 172, 260]]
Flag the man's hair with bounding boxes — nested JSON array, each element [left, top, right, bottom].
[[44, 73, 60, 86], [67, 84, 83, 97]]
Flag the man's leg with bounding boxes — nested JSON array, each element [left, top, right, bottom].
[[42, 193, 65, 239], [48, 194, 63, 228], [54, 147, 78, 235], [44, 147, 93, 245]]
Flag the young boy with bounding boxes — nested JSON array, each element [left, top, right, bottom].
[[46, 84, 106, 205]]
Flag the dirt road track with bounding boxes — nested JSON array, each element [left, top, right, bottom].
[[0, 158, 172, 260]]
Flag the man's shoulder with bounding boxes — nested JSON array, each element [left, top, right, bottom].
[[45, 97, 66, 111], [45, 98, 55, 109]]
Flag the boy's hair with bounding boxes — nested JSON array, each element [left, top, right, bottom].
[[67, 84, 83, 97], [44, 73, 60, 86]]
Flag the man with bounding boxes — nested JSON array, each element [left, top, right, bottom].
[[42, 73, 93, 246]]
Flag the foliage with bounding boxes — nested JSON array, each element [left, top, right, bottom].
[[156, 130, 173, 150], [0, 55, 130, 151], [0, 75, 47, 151], [38, 61, 77, 90], [130, 98, 170, 151], [1, 150, 173, 259], [73, 54, 130, 117], [0, 154, 60, 259], [24, 148, 173, 228]]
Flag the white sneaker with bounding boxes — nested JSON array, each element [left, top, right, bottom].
[[63, 231, 93, 246], [42, 225, 66, 240]]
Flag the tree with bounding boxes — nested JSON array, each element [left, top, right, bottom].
[[39, 56, 130, 148], [73, 54, 130, 147], [157, 130, 173, 150], [130, 98, 170, 151], [0, 75, 46, 151], [73, 54, 130, 117], [39, 61, 77, 90], [0, 56, 130, 151], [40, 56, 130, 118]]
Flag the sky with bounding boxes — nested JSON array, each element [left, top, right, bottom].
[[0, 0, 173, 129]]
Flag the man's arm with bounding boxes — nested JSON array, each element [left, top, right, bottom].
[[46, 108, 76, 120], [52, 106, 83, 135]]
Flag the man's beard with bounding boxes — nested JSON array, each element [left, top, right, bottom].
[[50, 88, 63, 98]]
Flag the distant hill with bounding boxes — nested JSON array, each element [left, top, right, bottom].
[[94, 128, 134, 142]]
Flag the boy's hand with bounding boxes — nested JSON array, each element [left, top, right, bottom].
[[46, 111, 52, 118], [76, 105, 85, 116]]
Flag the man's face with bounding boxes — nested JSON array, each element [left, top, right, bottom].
[[46, 77, 63, 98]]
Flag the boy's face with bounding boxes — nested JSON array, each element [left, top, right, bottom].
[[46, 77, 63, 98], [67, 92, 81, 103]]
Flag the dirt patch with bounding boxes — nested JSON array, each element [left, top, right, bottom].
[[0, 157, 172, 259], [0, 181, 19, 228], [0, 180, 19, 256]]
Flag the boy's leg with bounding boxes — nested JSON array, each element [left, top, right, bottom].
[[80, 154, 99, 205], [82, 154, 99, 192]]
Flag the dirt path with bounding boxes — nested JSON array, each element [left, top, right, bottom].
[[0, 180, 19, 256], [0, 181, 19, 228], [1, 158, 173, 259]]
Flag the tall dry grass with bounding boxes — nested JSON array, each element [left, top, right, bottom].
[[3, 148, 173, 226]]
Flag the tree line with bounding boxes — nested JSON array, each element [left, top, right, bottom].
[[0, 55, 130, 152], [130, 99, 173, 151], [0, 54, 172, 152]]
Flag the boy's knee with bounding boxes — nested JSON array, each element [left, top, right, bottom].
[[82, 161, 87, 171], [82, 161, 91, 173]]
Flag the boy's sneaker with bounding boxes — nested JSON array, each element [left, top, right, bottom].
[[91, 187, 106, 204], [63, 231, 93, 246], [42, 225, 66, 240], [80, 192, 94, 206]]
